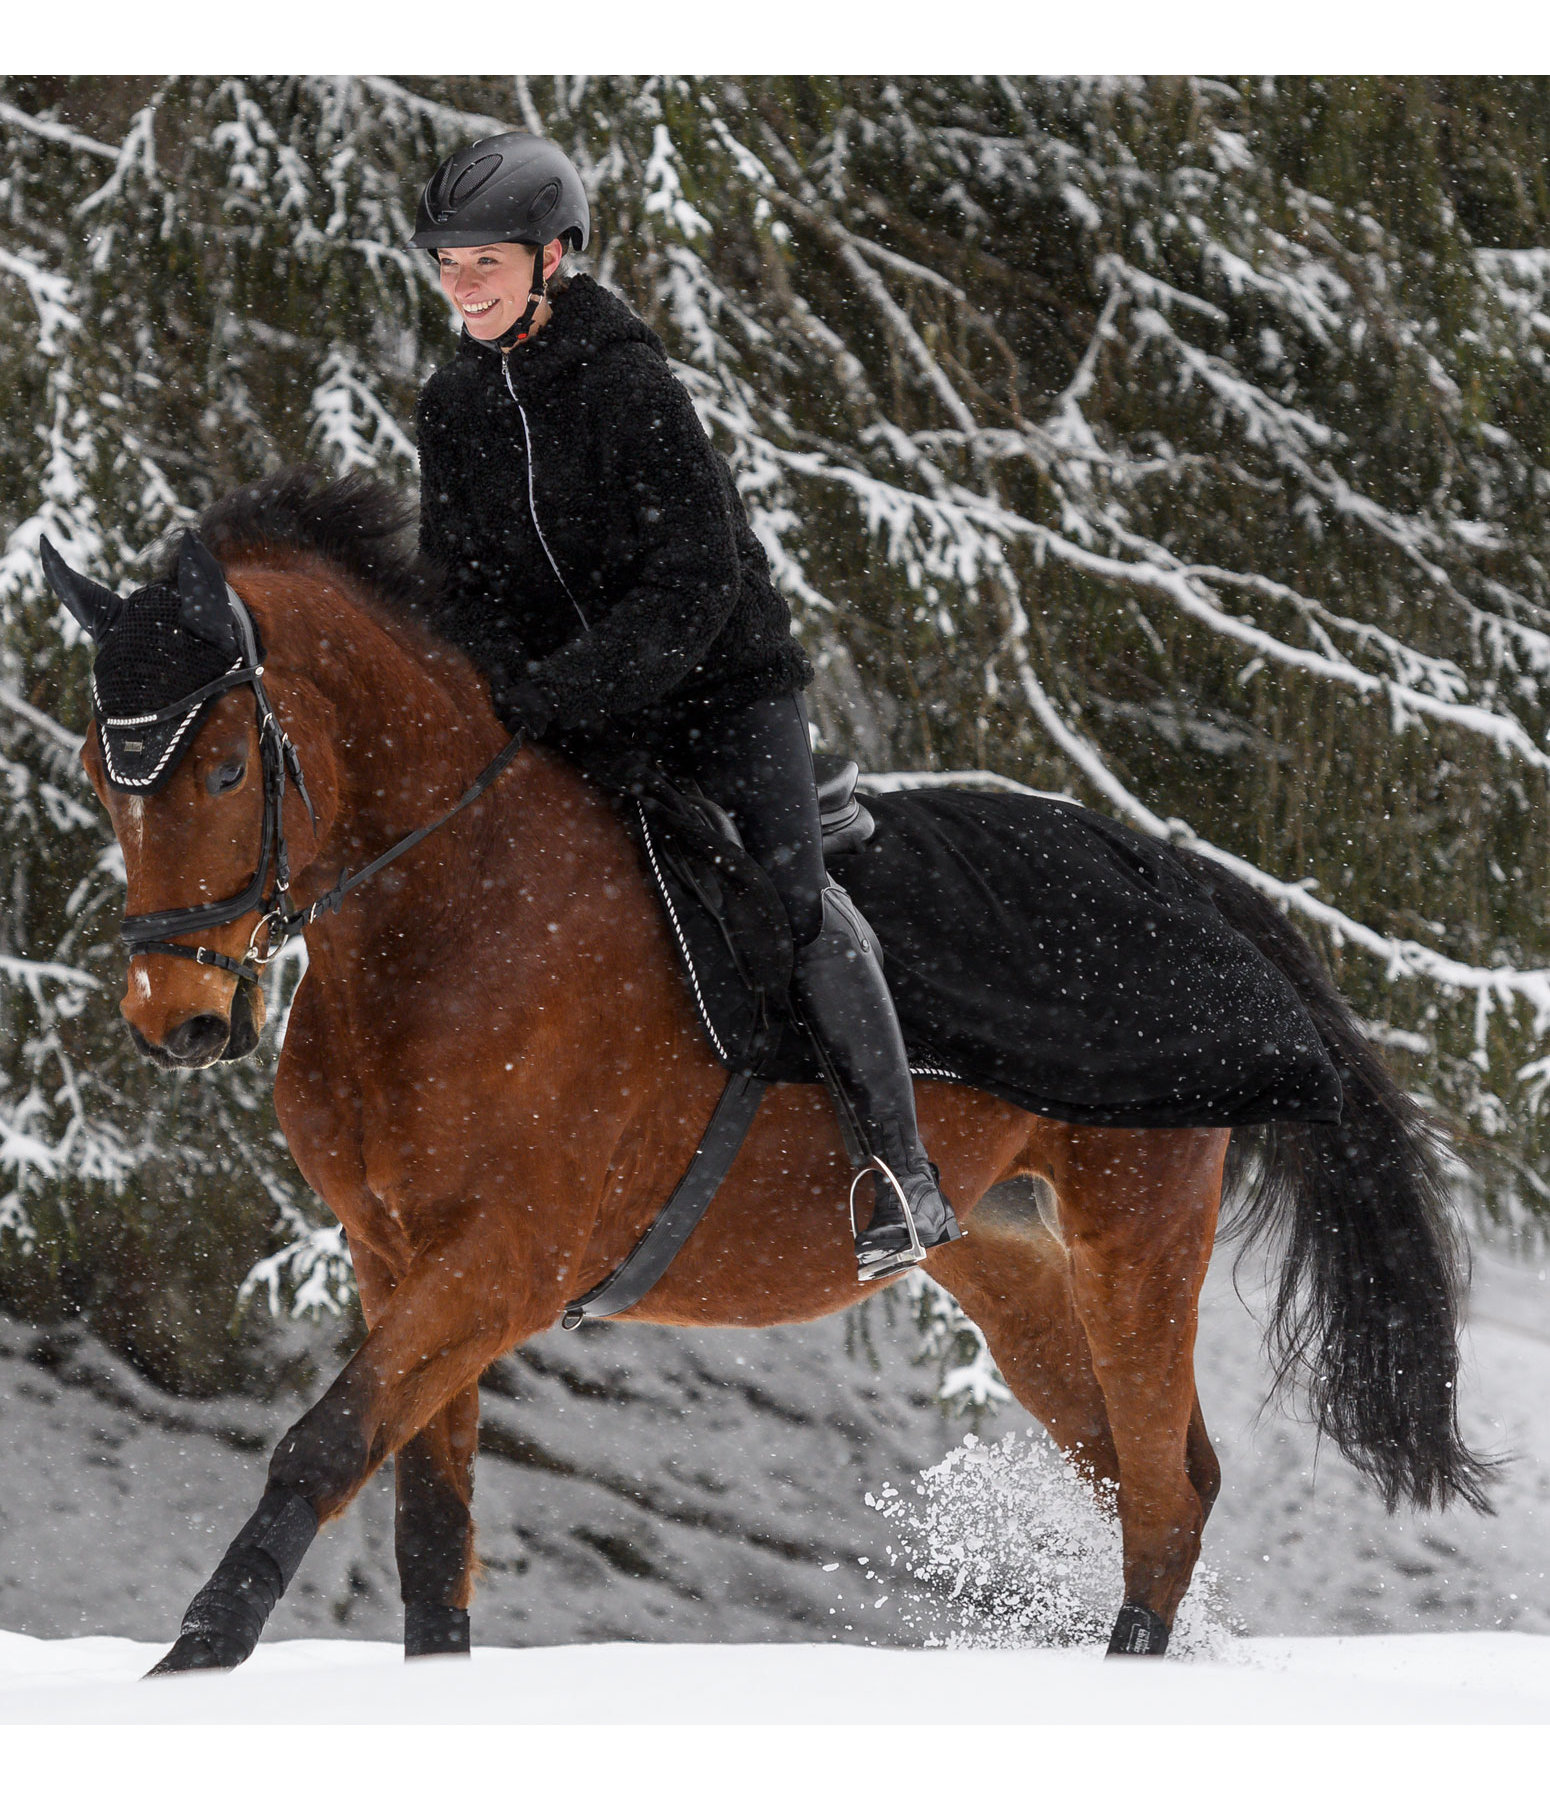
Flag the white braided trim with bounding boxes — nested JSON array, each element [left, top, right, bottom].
[[637, 802, 731, 1065], [92, 660, 244, 790], [909, 1061, 961, 1082]]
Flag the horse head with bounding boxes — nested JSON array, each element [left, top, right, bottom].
[[42, 531, 329, 1068]]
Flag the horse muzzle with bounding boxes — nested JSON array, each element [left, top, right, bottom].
[[126, 984, 263, 1068], [129, 1013, 233, 1068]]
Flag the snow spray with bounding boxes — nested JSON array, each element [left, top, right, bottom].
[[864, 1429, 1240, 1654]]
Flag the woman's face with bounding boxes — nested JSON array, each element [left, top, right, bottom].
[[437, 240, 565, 341]]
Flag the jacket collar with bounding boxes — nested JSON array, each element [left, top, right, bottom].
[[456, 274, 662, 390]]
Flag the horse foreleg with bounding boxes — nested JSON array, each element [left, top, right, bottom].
[[148, 1209, 536, 1676], [396, 1386, 480, 1657], [340, 1240, 482, 1659], [1052, 1125, 1228, 1657]]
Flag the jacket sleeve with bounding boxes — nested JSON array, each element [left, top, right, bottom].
[[522, 345, 743, 727], [415, 385, 468, 595], [415, 380, 508, 684]]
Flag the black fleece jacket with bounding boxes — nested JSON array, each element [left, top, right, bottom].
[[415, 275, 812, 747]]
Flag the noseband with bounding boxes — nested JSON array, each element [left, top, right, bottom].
[[116, 584, 525, 986]]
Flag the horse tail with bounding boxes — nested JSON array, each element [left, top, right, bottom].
[[1177, 848, 1496, 1514]]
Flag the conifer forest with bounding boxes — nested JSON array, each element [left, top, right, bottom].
[[3, 74, 1550, 1412]]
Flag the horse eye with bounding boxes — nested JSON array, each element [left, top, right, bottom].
[[206, 759, 246, 796]]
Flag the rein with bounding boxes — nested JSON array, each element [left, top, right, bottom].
[[117, 585, 524, 984]]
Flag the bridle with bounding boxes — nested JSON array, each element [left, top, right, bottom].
[[116, 584, 525, 987]]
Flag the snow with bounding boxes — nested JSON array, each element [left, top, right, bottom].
[[0, 1245, 1547, 1785], [2, 1245, 1548, 1655], [0, 1629, 1545, 1727], [1, 1645, 1543, 1800]]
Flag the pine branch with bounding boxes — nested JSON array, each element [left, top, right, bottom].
[[0, 98, 117, 161]]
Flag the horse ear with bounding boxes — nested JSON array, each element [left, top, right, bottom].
[[176, 532, 240, 657], [39, 534, 125, 642]]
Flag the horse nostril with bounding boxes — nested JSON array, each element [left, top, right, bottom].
[[162, 1013, 232, 1065]]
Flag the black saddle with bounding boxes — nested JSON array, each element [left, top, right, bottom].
[[598, 751, 868, 1082], [814, 754, 875, 855], [683, 753, 873, 862]]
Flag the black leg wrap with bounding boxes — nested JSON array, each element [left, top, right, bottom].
[[146, 1486, 317, 1677], [1106, 1601, 1170, 1657], [405, 1602, 471, 1659]]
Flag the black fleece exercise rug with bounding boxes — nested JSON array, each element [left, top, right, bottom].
[[632, 781, 1342, 1130]]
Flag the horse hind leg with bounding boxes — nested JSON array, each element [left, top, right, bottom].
[[396, 1384, 480, 1657], [1050, 1124, 1228, 1655], [1185, 1392, 1221, 1524], [934, 1174, 1224, 1524], [930, 1179, 1122, 1495]]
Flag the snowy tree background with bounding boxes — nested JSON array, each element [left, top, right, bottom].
[[4, 75, 1550, 1403]]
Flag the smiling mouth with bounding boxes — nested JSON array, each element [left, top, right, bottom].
[[463, 298, 499, 316]]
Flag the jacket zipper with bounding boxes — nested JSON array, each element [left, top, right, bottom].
[[501, 357, 591, 635]]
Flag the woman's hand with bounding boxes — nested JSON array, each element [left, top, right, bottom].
[[489, 672, 556, 740]]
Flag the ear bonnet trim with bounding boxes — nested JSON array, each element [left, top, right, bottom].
[[93, 660, 246, 790]]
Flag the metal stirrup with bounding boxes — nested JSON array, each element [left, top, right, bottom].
[[848, 1155, 926, 1267]]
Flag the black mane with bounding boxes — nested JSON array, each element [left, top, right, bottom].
[[163, 465, 444, 617]]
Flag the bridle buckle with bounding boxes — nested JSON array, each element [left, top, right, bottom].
[[245, 908, 288, 970]]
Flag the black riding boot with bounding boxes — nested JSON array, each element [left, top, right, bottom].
[[792, 881, 963, 1281]]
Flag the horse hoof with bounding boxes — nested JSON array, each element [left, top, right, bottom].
[[1105, 1601, 1169, 1657], [144, 1633, 229, 1678]]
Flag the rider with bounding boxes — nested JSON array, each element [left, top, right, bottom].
[[409, 132, 961, 1281]]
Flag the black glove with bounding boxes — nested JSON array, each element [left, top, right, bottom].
[[488, 673, 556, 740]]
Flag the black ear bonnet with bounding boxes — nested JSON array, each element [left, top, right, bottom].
[[42, 533, 260, 794], [90, 584, 255, 792]]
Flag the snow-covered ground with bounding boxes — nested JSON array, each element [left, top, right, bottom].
[[0, 1628, 1545, 1725], [1, 1237, 1547, 1664], [1, 1240, 1547, 1786], [0, 1640, 1540, 1800]]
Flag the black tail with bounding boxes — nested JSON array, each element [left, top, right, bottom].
[[1179, 849, 1497, 1513]]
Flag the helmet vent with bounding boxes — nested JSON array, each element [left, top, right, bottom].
[[410, 134, 589, 253], [526, 179, 561, 226], [446, 153, 503, 213]]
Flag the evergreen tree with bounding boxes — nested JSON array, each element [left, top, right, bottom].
[[4, 76, 1549, 1390]]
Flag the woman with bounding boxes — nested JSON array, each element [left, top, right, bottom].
[[409, 132, 960, 1281]]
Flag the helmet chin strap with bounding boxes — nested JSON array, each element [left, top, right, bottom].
[[494, 244, 547, 354]]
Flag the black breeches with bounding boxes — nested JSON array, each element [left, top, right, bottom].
[[658, 694, 827, 948]]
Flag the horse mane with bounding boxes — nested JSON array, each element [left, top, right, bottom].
[[162, 464, 446, 620]]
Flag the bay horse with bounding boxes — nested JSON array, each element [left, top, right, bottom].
[[43, 470, 1489, 1673]]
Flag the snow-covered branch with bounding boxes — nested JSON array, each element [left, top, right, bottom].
[[354, 76, 511, 140], [0, 247, 79, 357], [0, 99, 117, 161]]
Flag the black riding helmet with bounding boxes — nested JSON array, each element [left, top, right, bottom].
[[411, 133, 590, 351]]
